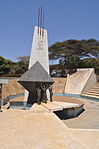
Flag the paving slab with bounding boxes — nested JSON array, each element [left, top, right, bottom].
[[0, 110, 69, 149], [68, 129, 99, 149], [29, 101, 79, 113], [41, 102, 63, 112], [53, 95, 84, 107], [30, 103, 49, 113], [63, 97, 99, 129], [51, 101, 79, 109], [0, 109, 99, 149]]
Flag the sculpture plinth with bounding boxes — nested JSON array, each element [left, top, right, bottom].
[[18, 61, 54, 104]]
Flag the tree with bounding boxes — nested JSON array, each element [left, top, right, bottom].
[[0, 56, 5, 66], [0, 64, 11, 74], [17, 56, 29, 65], [0, 57, 12, 75], [49, 39, 99, 76]]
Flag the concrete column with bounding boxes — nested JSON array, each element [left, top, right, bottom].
[[24, 26, 50, 107]]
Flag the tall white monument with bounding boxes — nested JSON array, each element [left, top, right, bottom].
[[29, 26, 49, 73], [24, 7, 50, 106]]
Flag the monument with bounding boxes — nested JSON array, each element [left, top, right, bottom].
[[20, 7, 52, 106], [18, 61, 54, 104]]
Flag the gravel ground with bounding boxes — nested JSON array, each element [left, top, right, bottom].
[[62, 98, 99, 129]]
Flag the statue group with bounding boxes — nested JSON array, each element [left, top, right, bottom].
[[18, 61, 54, 106], [36, 83, 53, 104]]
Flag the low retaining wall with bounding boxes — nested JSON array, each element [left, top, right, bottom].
[[55, 105, 84, 119], [1, 93, 24, 106], [2, 80, 24, 99], [97, 75, 99, 82]]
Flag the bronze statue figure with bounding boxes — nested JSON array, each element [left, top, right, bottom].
[[35, 83, 53, 104], [18, 61, 54, 105], [36, 86, 41, 105], [41, 85, 48, 103], [49, 85, 53, 102]]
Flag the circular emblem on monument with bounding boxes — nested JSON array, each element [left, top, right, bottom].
[[37, 40, 43, 50]]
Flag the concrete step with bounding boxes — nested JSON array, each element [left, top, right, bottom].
[[84, 93, 99, 97], [41, 102, 64, 112], [82, 93, 99, 99], [90, 86, 99, 89], [92, 84, 99, 87], [87, 86, 99, 89], [82, 93, 99, 97], [85, 90, 99, 94], [30, 101, 79, 113], [82, 82, 99, 99], [30, 103, 50, 113], [87, 87, 99, 89], [83, 92, 99, 96], [86, 89, 99, 92]]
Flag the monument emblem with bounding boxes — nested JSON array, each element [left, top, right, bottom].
[[37, 39, 43, 49], [18, 7, 54, 106]]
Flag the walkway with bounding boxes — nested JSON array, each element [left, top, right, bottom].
[[0, 101, 99, 149], [63, 97, 99, 129], [30, 101, 79, 113]]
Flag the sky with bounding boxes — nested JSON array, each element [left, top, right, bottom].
[[0, 0, 99, 61]]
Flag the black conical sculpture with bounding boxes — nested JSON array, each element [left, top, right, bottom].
[[18, 61, 54, 104]]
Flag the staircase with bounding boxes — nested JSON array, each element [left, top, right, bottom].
[[82, 82, 99, 99], [65, 68, 96, 94]]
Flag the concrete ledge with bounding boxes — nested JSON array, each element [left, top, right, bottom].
[[2, 102, 10, 109], [30, 103, 49, 113], [54, 105, 84, 119], [29, 101, 84, 119], [52, 101, 79, 108], [2, 93, 24, 105], [81, 94, 99, 102]]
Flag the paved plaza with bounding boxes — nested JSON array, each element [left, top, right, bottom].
[[0, 97, 99, 149], [63, 97, 99, 129]]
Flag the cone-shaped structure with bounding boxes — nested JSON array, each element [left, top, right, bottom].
[[18, 61, 54, 92]]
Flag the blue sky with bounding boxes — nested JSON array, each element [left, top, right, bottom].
[[0, 0, 99, 61]]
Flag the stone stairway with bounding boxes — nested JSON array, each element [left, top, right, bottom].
[[65, 68, 96, 94], [82, 82, 99, 99]]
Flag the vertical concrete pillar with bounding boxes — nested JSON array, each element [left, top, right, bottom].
[[24, 26, 50, 107]]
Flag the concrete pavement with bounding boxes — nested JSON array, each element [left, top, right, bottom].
[[0, 103, 99, 149], [63, 97, 99, 129]]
